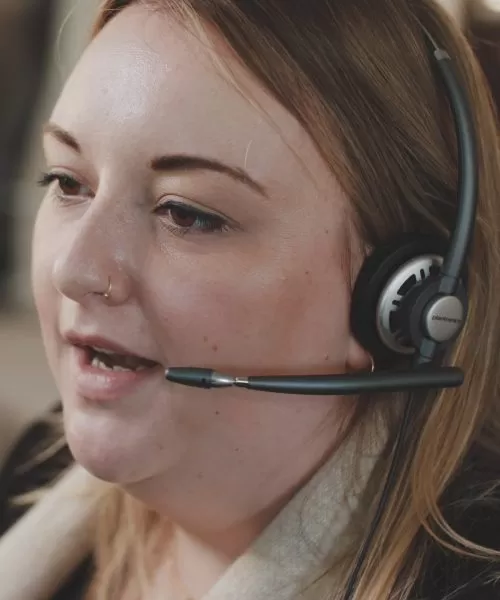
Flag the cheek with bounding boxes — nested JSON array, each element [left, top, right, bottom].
[[144, 240, 352, 372], [32, 215, 49, 311], [31, 210, 60, 367]]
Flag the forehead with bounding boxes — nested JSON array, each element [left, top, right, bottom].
[[51, 4, 337, 198]]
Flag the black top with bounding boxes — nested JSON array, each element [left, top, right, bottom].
[[0, 405, 92, 599], [1, 404, 499, 599]]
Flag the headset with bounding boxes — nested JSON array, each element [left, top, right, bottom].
[[165, 25, 478, 600]]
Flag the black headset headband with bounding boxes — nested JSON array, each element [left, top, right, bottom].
[[424, 28, 478, 290]]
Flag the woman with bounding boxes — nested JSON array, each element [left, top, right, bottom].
[[1, 0, 499, 598]]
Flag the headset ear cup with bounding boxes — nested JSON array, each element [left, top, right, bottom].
[[350, 235, 447, 365]]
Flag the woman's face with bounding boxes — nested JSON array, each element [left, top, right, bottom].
[[32, 5, 368, 532]]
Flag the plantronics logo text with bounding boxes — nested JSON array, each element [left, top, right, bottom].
[[431, 315, 462, 324]]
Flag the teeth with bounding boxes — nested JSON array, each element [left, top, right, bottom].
[[92, 346, 117, 356], [90, 356, 148, 372]]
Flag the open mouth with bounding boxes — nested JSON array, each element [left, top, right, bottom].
[[84, 346, 160, 373]]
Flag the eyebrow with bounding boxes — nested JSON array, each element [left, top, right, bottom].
[[43, 122, 81, 153], [150, 155, 267, 197], [43, 122, 267, 198]]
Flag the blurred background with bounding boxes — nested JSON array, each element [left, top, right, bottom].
[[0, 0, 498, 462]]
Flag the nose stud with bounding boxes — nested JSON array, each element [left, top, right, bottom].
[[99, 276, 112, 301]]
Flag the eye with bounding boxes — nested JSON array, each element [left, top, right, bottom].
[[156, 199, 231, 235], [38, 172, 93, 199]]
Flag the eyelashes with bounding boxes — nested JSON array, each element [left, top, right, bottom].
[[37, 171, 233, 236], [38, 171, 93, 198], [155, 200, 231, 235]]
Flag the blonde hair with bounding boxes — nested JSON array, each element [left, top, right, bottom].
[[83, 0, 500, 598]]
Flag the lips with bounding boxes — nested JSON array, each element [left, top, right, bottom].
[[64, 331, 159, 365], [63, 331, 164, 402]]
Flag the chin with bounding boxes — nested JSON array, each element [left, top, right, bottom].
[[62, 402, 148, 485]]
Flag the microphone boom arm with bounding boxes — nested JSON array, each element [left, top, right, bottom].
[[165, 366, 464, 395]]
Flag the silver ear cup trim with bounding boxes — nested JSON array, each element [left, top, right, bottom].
[[376, 254, 443, 355]]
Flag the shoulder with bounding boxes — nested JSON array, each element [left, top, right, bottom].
[[415, 444, 500, 599], [0, 403, 73, 535], [0, 403, 93, 600]]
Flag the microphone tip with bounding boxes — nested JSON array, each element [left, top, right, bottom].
[[165, 367, 236, 389]]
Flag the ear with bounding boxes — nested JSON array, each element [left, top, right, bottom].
[[346, 334, 372, 373]]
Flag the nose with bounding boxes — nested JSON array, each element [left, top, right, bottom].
[[51, 199, 141, 306]]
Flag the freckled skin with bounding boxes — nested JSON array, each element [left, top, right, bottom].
[[32, 5, 369, 543]]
